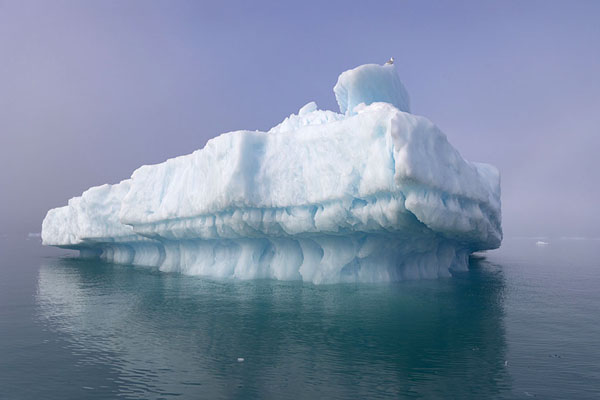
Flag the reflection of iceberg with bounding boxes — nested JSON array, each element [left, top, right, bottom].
[[36, 256, 509, 398], [42, 63, 502, 283]]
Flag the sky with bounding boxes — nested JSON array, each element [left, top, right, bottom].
[[1, 0, 599, 239]]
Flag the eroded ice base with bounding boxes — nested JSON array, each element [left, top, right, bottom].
[[68, 232, 469, 284]]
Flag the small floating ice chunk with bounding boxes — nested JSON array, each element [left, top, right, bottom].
[[536, 241, 549, 246], [27, 232, 41, 241], [237, 357, 245, 362]]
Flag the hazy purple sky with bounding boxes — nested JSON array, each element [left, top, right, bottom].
[[1, 0, 599, 238]]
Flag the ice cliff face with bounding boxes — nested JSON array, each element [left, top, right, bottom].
[[42, 63, 501, 283]]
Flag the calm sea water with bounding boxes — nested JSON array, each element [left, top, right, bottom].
[[1, 235, 599, 399]]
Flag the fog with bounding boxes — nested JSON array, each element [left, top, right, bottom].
[[1, 0, 598, 239]]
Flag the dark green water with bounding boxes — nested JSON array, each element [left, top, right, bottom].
[[1, 236, 599, 399]]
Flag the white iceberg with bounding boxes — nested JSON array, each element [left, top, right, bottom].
[[42, 63, 502, 283]]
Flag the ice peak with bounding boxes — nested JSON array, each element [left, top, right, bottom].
[[334, 63, 410, 115], [298, 101, 317, 115]]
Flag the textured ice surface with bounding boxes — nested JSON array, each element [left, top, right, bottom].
[[334, 63, 410, 115], [42, 63, 502, 283]]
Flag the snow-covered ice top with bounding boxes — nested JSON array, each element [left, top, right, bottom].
[[42, 62, 502, 283]]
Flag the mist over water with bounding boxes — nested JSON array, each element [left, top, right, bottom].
[[1, 1, 600, 240], [1, 236, 599, 399]]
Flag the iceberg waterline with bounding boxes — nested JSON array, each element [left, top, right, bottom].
[[42, 63, 502, 283]]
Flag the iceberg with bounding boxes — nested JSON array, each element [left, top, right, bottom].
[[42, 63, 502, 283]]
